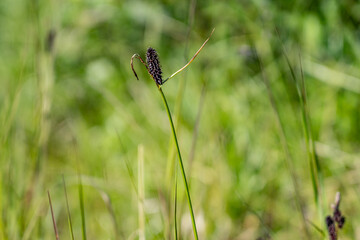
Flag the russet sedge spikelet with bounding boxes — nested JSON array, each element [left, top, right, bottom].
[[146, 47, 163, 85], [131, 29, 214, 86]]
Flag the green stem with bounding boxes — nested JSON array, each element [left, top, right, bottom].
[[78, 174, 87, 240], [174, 166, 178, 240], [159, 87, 199, 240]]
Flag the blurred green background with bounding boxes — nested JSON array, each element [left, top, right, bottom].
[[1, 0, 360, 239]]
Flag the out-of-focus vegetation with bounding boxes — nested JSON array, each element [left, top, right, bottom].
[[1, 0, 360, 239]]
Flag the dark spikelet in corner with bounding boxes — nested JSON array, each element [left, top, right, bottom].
[[326, 216, 337, 240], [146, 47, 163, 85]]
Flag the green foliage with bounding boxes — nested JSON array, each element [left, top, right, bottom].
[[1, 0, 360, 239]]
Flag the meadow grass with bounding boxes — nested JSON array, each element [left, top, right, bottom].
[[1, 0, 360, 239]]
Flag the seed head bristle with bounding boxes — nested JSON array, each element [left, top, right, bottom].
[[146, 47, 163, 85]]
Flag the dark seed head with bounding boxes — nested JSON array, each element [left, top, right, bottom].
[[326, 216, 337, 240], [338, 216, 345, 229], [146, 47, 163, 85], [326, 216, 334, 227], [333, 208, 342, 223]]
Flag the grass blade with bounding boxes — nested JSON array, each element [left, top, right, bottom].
[[117, 134, 156, 238], [62, 176, 75, 240], [78, 173, 87, 240], [116, 132, 138, 193], [138, 144, 145, 240], [163, 29, 214, 84], [276, 30, 324, 228], [174, 157, 178, 240], [255, 50, 311, 239], [298, 53, 325, 226], [47, 190, 59, 240], [276, 31, 323, 219]]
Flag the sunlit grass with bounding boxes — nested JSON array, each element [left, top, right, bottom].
[[0, 0, 359, 239]]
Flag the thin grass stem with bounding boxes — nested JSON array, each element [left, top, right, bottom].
[[78, 173, 87, 240], [275, 31, 324, 224], [166, 9, 198, 234], [158, 87, 198, 240], [62, 176, 75, 240], [47, 191, 59, 240], [138, 145, 146, 240], [256, 52, 311, 239], [163, 28, 214, 84], [298, 53, 325, 224], [117, 134, 156, 238], [131, 54, 148, 81], [174, 166, 178, 240]]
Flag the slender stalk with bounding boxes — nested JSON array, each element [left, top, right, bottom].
[[298, 54, 324, 223], [279, 36, 322, 209], [275, 29, 325, 235], [275, 31, 324, 224], [138, 145, 145, 240], [78, 174, 87, 240], [47, 191, 59, 240], [256, 52, 311, 238], [159, 87, 199, 240], [163, 29, 214, 84], [174, 167, 178, 240], [166, 7, 198, 235], [62, 176, 75, 240]]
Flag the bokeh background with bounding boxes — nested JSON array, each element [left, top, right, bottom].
[[1, 0, 360, 239]]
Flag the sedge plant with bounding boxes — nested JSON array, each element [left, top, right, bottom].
[[130, 29, 214, 240]]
